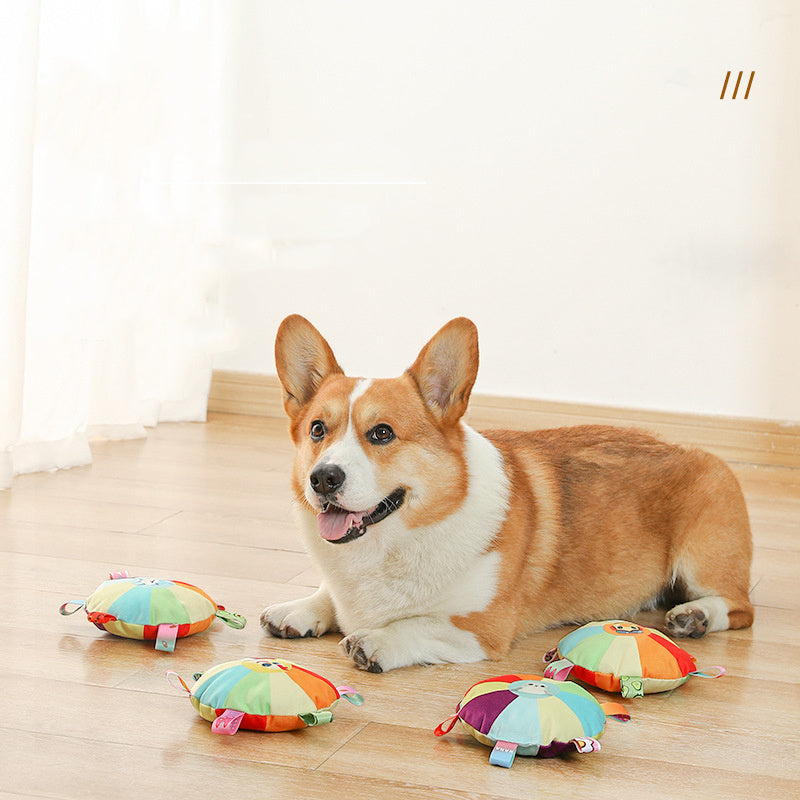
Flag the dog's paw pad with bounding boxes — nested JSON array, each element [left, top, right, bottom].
[[340, 634, 383, 673], [259, 607, 314, 639], [666, 607, 708, 639], [266, 620, 310, 639]]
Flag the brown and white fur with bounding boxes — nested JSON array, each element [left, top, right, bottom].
[[261, 315, 754, 672]]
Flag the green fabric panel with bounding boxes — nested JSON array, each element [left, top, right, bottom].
[[149, 586, 191, 625]]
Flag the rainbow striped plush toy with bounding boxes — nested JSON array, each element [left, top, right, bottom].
[[59, 571, 245, 652], [167, 658, 364, 735], [543, 620, 724, 697], [435, 674, 628, 768]]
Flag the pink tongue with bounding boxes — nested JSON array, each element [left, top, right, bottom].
[[318, 507, 368, 541]]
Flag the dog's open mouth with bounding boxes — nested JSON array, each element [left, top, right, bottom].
[[317, 488, 406, 544]]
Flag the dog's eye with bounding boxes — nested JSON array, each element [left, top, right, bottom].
[[310, 420, 326, 441], [367, 424, 395, 445]]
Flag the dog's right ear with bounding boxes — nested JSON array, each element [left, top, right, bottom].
[[407, 317, 479, 426], [274, 315, 343, 419]]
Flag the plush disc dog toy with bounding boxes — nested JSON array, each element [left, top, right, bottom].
[[167, 658, 364, 734], [543, 620, 724, 697], [59, 571, 245, 652], [434, 674, 628, 768]]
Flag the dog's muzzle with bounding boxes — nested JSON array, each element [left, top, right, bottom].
[[315, 487, 406, 543]]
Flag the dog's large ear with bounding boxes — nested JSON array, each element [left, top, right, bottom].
[[275, 315, 344, 419], [407, 317, 479, 426]]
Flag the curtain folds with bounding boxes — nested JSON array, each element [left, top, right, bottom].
[[0, 1, 229, 489]]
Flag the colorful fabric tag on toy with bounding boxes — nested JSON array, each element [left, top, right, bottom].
[[167, 658, 364, 734], [543, 620, 725, 697], [59, 571, 246, 651], [434, 674, 628, 767]]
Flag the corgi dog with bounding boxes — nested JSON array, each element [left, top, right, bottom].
[[261, 315, 754, 672]]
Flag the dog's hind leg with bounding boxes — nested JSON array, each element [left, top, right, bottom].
[[666, 592, 753, 638], [665, 545, 754, 638], [664, 457, 754, 638]]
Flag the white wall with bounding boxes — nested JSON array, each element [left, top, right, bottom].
[[212, 1, 800, 422]]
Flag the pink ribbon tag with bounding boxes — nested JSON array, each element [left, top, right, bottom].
[[154, 623, 179, 652], [336, 685, 364, 706], [212, 709, 245, 735], [543, 658, 574, 682], [489, 740, 518, 768]]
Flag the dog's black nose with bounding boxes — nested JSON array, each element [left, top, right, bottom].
[[310, 464, 345, 497]]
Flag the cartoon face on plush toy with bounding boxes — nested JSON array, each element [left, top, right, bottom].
[[247, 659, 291, 673], [606, 621, 644, 635], [131, 577, 167, 588], [508, 679, 555, 698]]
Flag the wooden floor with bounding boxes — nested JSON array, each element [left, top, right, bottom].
[[2, 411, 799, 799]]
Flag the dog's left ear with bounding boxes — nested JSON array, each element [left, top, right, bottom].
[[407, 317, 479, 426], [275, 315, 344, 419]]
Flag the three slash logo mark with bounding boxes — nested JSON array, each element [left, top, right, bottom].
[[721, 71, 755, 100]]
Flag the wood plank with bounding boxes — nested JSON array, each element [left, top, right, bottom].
[[5, 672, 368, 770], [1, 730, 484, 800], [0, 488, 175, 534], [1, 524, 310, 585]]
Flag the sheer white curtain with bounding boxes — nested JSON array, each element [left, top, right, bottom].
[[0, 1, 230, 489]]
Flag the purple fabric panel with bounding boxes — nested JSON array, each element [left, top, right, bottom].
[[535, 740, 573, 758], [459, 690, 517, 735]]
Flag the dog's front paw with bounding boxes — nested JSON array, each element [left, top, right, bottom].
[[665, 604, 709, 639], [340, 631, 385, 673], [260, 594, 335, 640]]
